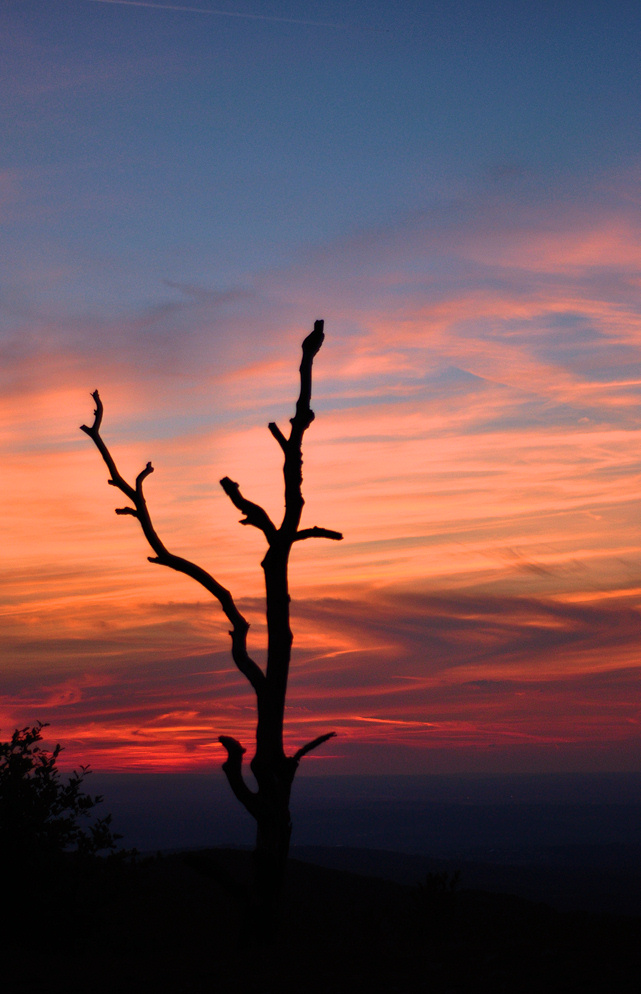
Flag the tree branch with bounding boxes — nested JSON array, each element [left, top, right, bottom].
[[268, 421, 288, 452], [136, 462, 154, 491], [80, 390, 136, 504], [294, 527, 343, 542], [279, 319, 325, 539], [219, 477, 277, 541], [218, 736, 261, 818], [292, 732, 336, 764], [81, 392, 266, 696], [292, 320, 325, 437]]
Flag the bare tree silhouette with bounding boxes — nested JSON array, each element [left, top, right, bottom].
[[81, 320, 342, 918]]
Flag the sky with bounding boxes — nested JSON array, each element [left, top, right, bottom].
[[2, 0, 641, 776]]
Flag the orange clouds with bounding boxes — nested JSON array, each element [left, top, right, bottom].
[[3, 181, 641, 773], [5, 582, 640, 774]]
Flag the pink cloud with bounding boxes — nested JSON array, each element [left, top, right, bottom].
[[4, 579, 641, 772], [4, 173, 641, 772]]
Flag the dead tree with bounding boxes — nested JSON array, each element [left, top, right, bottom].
[[81, 320, 342, 916]]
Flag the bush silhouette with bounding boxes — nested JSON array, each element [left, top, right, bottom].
[[0, 721, 121, 870]]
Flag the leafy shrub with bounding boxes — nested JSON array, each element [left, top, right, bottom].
[[415, 870, 461, 897], [410, 869, 463, 935], [0, 721, 121, 867]]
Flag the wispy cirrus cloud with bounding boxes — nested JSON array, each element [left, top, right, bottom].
[[3, 173, 641, 771], [3, 583, 641, 772]]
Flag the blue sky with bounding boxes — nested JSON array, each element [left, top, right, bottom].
[[5, 0, 640, 306]]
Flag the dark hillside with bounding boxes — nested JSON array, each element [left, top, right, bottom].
[[5, 848, 640, 993], [292, 843, 641, 916]]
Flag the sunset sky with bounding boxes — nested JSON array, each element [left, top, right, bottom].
[[2, 0, 641, 775]]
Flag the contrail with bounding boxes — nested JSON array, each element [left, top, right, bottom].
[[84, 0, 346, 29]]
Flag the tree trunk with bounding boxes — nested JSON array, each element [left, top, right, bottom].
[[252, 784, 293, 920]]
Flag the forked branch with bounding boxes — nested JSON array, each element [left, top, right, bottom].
[[80, 394, 265, 696]]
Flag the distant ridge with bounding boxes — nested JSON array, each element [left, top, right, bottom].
[[90, 771, 641, 854]]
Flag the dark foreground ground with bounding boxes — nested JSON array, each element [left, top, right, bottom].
[[4, 847, 641, 993]]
